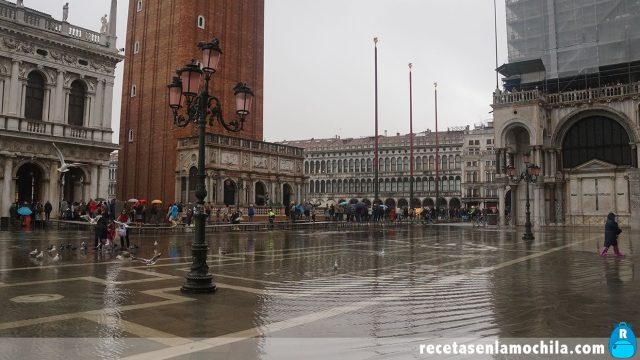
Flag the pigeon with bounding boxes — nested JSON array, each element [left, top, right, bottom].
[[131, 253, 162, 266], [114, 220, 130, 228], [48, 246, 57, 255], [378, 249, 385, 256], [29, 249, 38, 257], [35, 251, 44, 260], [47, 245, 55, 252], [116, 254, 129, 261], [218, 247, 227, 256], [80, 215, 97, 225], [80, 242, 87, 251], [66, 243, 73, 250], [153, 240, 158, 247], [52, 253, 60, 262], [52, 142, 86, 173], [58, 243, 65, 251], [334, 261, 339, 270]]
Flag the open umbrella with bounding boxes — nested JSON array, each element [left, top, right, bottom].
[[127, 198, 138, 203], [18, 207, 32, 216], [95, 197, 106, 202], [379, 204, 389, 210], [139, 199, 147, 204], [338, 201, 348, 206], [151, 199, 163, 205]]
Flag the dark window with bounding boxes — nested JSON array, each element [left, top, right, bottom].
[[68, 80, 85, 126], [562, 116, 632, 168], [25, 72, 45, 120]]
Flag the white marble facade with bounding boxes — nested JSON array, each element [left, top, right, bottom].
[[0, 1, 121, 220]]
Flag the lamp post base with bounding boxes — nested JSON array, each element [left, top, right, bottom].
[[522, 226, 535, 241], [181, 275, 216, 293]]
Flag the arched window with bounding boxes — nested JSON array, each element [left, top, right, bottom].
[[455, 155, 461, 169], [349, 159, 354, 172], [304, 162, 309, 174], [448, 155, 454, 169], [429, 156, 434, 171], [384, 158, 390, 172], [355, 159, 360, 172], [415, 156, 422, 171], [391, 158, 397, 172], [197, 15, 205, 29], [134, 41, 140, 54], [68, 80, 86, 127], [442, 155, 448, 169], [367, 158, 372, 172], [137, 0, 143, 12], [562, 116, 632, 168], [131, 84, 137, 97], [403, 157, 409, 172], [25, 72, 45, 121]]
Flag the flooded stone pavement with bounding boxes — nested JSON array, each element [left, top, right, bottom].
[[0, 224, 637, 359]]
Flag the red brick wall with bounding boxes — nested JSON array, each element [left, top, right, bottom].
[[117, 0, 264, 203]]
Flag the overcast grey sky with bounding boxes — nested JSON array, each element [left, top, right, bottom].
[[24, 0, 508, 143]]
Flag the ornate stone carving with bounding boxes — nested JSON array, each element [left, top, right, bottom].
[[208, 149, 217, 164], [280, 159, 294, 172], [50, 50, 62, 61], [253, 156, 268, 169], [221, 152, 239, 166], [3, 38, 18, 50], [242, 153, 249, 168], [62, 53, 77, 65]]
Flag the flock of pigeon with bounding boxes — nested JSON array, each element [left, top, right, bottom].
[[28, 240, 162, 266]]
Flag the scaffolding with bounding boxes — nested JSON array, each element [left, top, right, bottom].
[[506, 0, 640, 80]]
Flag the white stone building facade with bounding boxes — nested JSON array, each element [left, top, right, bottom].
[[284, 130, 465, 211], [461, 123, 498, 210], [0, 0, 121, 223]]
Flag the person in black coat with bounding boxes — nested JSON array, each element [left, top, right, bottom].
[[94, 209, 108, 250], [600, 212, 623, 257], [44, 201, 52, 221]]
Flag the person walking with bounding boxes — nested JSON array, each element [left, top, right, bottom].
[[117, 210, 131, 249], [600, 212, 623, 257], [168, 203, 179, 227], [247, 204, 255, 222], [94, 209, 108, 250], [43, 201, 52, 222]]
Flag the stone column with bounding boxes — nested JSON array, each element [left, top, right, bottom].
[[511, 184, 518, 226], [63, 92, 70, 124], [556, 183, 564, 224], [498, 186, 505, 226], [53, 70, 65, 123], [8, 61, 20, 115], [42, 87, 51, 122], [216, 175, 224, 205], [95, 79, 105, 128], [611, 176, 617, 212], [103, 80, 114, 128], [549, 183, 556, 224], [628, 168, 640, 230], [89, 165, 98, 200], [1, 158, 13, 217], [49, 163, 60, 216]]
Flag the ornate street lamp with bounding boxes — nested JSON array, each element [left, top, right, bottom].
[[506, 153, 540, 241], [168, 38, 254, 293]]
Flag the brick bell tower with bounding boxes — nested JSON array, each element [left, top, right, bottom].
[[117, 0, 264, 202]]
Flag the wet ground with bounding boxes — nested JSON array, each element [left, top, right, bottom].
[[0, 224, 637, 359]]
